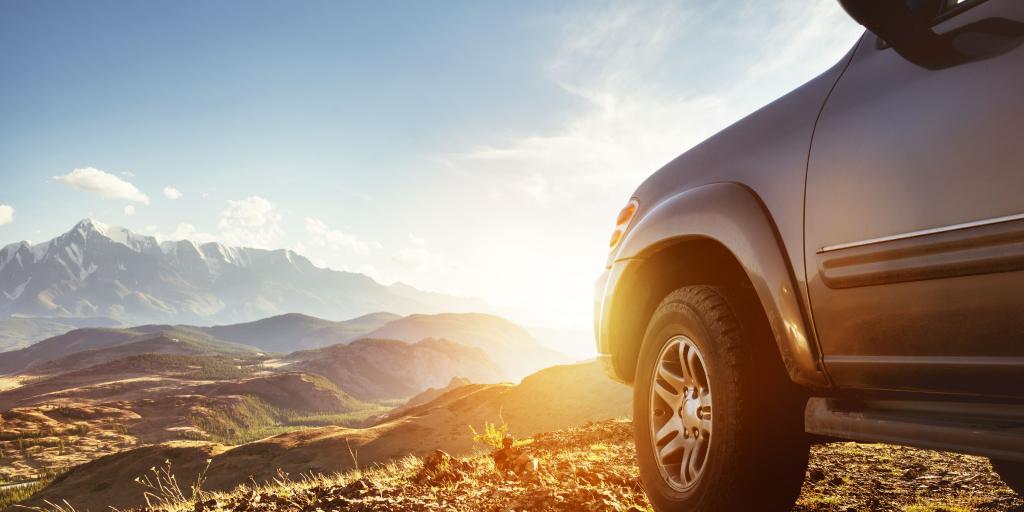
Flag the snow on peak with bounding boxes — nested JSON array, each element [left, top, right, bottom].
[[0, 241, 29, 272], [69, 218, 159, 254], [74, 218, 109, 236], [160, 239, 205, 260]]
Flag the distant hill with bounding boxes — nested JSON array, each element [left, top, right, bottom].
[[21, 361, 631, 510], [285, 338, 508, 401], [195, 372, 366, 413], [383, 375, 473, 419], [55, 353, 261, 380], [0, 219, 488, 325], [0, 312, 561, 388], [0, 326, 259, 374], [364, 313, 570, 378], [0, 316, 122, 353], [199, 312, 401, 352]]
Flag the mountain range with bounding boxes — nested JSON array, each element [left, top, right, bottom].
[[0, 219, 487, 326], [0, 311, 568, 380], [199, 311, 401, 352]]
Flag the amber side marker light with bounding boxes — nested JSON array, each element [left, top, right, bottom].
[[609, 199, 639, 250]]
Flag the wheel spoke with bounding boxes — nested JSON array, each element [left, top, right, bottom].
[[679, 444, 696, 485], [658, 431, 687, 462], [688, 436, 707, 479], [654, 416, 682, 445], [656, 361, 686, 396], [677, 342, 693, 383], [683, 344, 704, 390], [653, 379, 680, 407]]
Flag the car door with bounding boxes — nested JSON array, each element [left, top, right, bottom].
[[804, 0, 1024, 397]]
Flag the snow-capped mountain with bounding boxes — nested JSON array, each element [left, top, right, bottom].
[[0, 219, 486, 325]]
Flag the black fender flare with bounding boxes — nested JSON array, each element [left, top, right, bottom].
[[612, 182, 827, 387]]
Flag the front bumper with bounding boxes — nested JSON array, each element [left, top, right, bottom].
[[593, 260, 634, 384]]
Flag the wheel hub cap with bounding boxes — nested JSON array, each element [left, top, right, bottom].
[[649, 335, 713, 491]]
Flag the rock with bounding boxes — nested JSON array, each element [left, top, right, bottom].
[[415, 449, 473, 485], [340, 477, 378, 496], [492, 435, 540, 480], [809, 468, 826, 482], [422, 449, 455, 472], [193, 498, 219, 511]]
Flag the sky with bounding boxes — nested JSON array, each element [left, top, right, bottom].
[[0, 0, 863, 353]]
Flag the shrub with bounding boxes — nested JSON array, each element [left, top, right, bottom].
[[469, 421, 510, 450]]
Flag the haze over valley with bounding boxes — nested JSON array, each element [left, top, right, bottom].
[[0, 219, 618, 508]]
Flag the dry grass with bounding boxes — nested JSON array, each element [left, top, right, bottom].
[[0, 376, 25, 393], [11, 420, 1024, 512], [67, 420, 650, 512]]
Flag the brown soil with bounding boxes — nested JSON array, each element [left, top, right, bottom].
[[796, 441, 1024, 511], [15, 420, 1024, 511]]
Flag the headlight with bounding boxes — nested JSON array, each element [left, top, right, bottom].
[[609, 198, 638, 251]]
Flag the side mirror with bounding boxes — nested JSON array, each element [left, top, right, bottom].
[[839, 0, 1024, 69], [838, 0, 950, 68]]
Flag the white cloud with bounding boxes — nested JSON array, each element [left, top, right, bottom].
[[120, 171, 136, 178], [217, 196, 284, 249], [123, 205, 136, 216], [170, 223, 217, 243], [163, 186, 182, 200], [441, 2, 861, 205], [392, 247, 443, 271], [304, 217, 372, 255], [408, 233, 426, 246], [148, 223, 217, 244], [54, 167, 150, 204], [0, 205, 13, 226]]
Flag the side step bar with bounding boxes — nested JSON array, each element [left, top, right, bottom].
[[805, 397, 1024, 463]]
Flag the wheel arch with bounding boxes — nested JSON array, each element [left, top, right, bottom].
[[599, 182, 828, 387]]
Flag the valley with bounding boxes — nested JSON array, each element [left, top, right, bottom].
[[0, 302, 574, 508], [9, 360, 631, 510], [0, 220, 584, 509]]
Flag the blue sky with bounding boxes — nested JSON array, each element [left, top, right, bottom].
[[0, 1, 862, 351]]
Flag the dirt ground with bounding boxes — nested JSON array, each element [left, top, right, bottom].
[[99, 420, 1022, 512], [797, 441, 1024, 512]]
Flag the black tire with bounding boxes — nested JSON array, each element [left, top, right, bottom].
[[992, 459, 1024, 496], [633, 285, 809, 511]]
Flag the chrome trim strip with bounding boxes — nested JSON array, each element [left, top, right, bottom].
[[823, 354, 1024, 367], [817, 213, 1024, 254]]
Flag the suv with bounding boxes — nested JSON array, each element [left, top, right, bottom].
[[594, 1, 1024, 509]]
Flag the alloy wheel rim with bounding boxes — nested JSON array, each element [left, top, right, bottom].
[[649, 334, 713, 491]]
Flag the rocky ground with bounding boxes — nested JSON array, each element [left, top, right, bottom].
[[798, 441, 1024, 512], [61, 419, 1019, 512]]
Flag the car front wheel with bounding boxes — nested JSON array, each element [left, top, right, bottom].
[[633, 285, 809, 511]]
